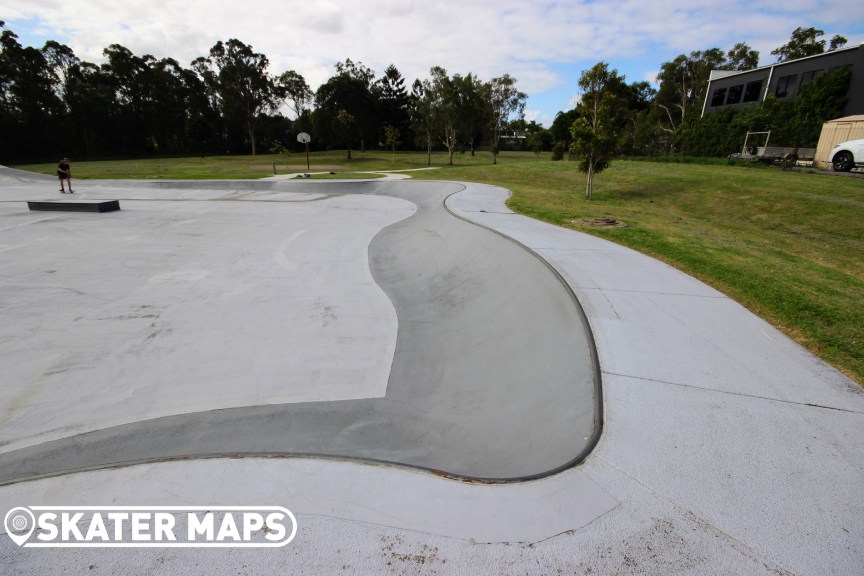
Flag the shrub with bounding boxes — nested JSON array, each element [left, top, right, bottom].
[[551, 142, 564, 161]]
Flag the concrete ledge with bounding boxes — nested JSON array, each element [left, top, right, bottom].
[[28, 200, 120, 213]]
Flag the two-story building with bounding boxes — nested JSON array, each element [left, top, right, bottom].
[[701, 43, 864, 118]]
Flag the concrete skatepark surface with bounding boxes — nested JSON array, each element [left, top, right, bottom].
[[0, 176, 599, 482], [1, 165, 863, 575]]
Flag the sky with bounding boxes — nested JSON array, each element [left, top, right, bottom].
[[2, 0, 863, 127]]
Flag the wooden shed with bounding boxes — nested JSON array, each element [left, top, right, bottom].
[[814, 115, 864, 169]]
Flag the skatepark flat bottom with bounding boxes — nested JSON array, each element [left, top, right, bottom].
[[0, 177, 601, 483]]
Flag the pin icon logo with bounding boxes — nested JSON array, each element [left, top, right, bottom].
[[4, 507, 36, 546]]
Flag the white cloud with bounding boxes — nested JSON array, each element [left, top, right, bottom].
[[2, 0, 862, 122]]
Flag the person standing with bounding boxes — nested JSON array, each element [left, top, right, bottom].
[[57, 158, 73, 193]]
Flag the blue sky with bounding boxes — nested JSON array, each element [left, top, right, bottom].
[[2, 0, 863, 127]]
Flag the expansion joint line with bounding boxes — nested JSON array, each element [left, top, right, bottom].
[[604, 371, 863, 414]]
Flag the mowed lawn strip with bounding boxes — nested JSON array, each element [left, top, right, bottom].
[[12, 151, 456, 180], [12, 153, 864, 384]]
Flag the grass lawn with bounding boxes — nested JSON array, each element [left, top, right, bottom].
[[11, 150, 455, 180], [11, 151, 864, 384]]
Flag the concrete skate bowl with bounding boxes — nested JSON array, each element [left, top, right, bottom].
[[0, 177, 601, 484]]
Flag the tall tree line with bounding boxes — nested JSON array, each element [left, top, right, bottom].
[[0, 21, 530, 163], [0, 21, 853, 163], [0, 22, 311, 161]]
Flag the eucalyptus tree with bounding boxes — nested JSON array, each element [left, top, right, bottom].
[[64, 61, 116, 156], [484, 74, 526, 164], [382, 123, 400, 162], [424, 67, 484, 165], [0, 23, 65, 157], [148, 57, 197, 152], [277, 70, 313, 119], [42, 40, 78, 103], [772, 27, 847, 62], [725, 42, 759, 71], [427, 67, 457, 164], [457, 73, 486, 156], [655, 49, 726, 134], [329, 109, 355, 159], [570, 62, 629, 200], [196, 39, 282, 154], [410, 78, 437, 166], [101, 44, 162, 153]]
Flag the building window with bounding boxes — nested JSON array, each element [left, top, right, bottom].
[[743, 80, 763, 102], [775, 74, 797, 97], [711, 88, 727, 107], [726, 84, 743, 104], [800, 70, 821, 86]]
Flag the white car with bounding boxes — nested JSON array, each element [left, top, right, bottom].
[[831, 138, 864, 172]]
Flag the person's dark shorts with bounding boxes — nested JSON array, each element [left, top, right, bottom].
[[57, 173, 69, 180]]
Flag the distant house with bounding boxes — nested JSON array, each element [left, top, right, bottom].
[[701, 43, 864, 118]]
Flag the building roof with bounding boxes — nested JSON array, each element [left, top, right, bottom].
[[824, 115, 864, 123], [707, 42, 862, 80]]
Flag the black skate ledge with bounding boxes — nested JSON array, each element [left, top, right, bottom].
[[28, 200, 120, 213]]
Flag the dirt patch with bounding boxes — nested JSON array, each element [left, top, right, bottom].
[[572, 217, 627, 228]]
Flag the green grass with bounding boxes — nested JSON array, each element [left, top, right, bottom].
[[11, 150, 484, 179], [12, 151, 864, 384]]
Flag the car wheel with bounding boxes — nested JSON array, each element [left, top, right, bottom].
[[833, 151, 854, 172]]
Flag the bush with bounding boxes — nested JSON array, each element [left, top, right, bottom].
[[551, 142, 565, 161]]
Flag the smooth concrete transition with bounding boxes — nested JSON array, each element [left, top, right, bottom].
[[0, 171, 600, 482]]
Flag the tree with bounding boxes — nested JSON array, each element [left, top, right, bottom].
[[333, 108, 356, 159], [64, 61, 117, 156], [508, 119, 551, 154], [314, 59, 379, 152], [655, 49, 725, 135], [550, 109, 579, 159], [425, 67, 483, 165], [654, 43, 756, 151], [828, 35, 848, 51], [277, 70, 312, 120], [456, 74, 486, 157], [615, 81, 656, 155], [0, 23, 65, 158], [426, 67, 458, 164], [771, 27, 847, 62], [42, 40, 78, 102], [570, 63, 628, 200], [410, 78, 437, 166], [724, 42, 759, 71], [382, 123, 400, 162], [378, 64, 412, 149], [201, 39, 281, 155], [148, 57, 198, 153], [483, 74, 526, 164]]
